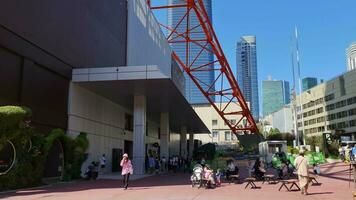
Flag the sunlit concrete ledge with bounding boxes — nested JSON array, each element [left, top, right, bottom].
[[72, 65, 169, 82]]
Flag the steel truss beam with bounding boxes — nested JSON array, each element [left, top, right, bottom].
[[147, 0, 258, 134]]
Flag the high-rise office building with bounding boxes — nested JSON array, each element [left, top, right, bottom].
[[236, 36, 259, 120], [347, 42, 356, 71], [168, 0, 214, 104], [302, 77, 318, 91], [262, 79, 290, 116]]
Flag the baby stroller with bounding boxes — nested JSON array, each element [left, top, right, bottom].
[[191, 164, 204, 188]]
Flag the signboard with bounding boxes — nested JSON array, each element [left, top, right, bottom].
[[0, 140, 16, 175], [340, 136, 351, 142]]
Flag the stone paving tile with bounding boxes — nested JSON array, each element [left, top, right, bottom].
[[0, 162, 354, 200]]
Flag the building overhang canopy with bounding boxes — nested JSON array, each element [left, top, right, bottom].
[[72, 66, 209, 134]]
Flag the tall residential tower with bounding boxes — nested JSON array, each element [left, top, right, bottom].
[[167, 0, 214, 104], [236, 36, 259, 120]]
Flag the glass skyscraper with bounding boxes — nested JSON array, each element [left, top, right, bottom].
[[168, 0, 214, 104], [302, 77, 318, 91], [236, 36, 259, 120], [262, 79, 290, 116]]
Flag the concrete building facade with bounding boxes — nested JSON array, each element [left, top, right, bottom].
[[263, 105, 293, 134], [192, 102, 251, 145], [236, 36, 259, 120], [0, 0, 208, 176], [295, 69, 356, 140]]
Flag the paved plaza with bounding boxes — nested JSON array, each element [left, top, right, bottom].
[[1, 162, 354, 200]]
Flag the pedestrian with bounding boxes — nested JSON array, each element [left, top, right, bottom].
[[148, 155, 155, 174], [120, 153, 133, 190], [155, 157, 160, 174], [294, 149, 309, 195], [161, 156, 167, 172], [100, 154, 106, 173], [352, 144, 356, 161]]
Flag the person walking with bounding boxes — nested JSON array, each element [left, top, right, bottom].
[[100, 154, 106, 173], [352, 144, 356, 161], [294, 149, 309, 195], [120, 153, 133, 190]]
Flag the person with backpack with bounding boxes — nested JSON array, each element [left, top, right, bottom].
[[294, 149, 309, 195]]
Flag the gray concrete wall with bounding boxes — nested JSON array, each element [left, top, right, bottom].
[[68, 83, 160, 173], [0, 0, 127, 68], [127, 0, 172, 77]]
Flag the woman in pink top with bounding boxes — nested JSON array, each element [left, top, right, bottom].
[[120, 153, 133, 189]]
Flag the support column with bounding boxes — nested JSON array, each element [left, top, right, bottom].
[[133, 95, 146, 175], [189, 132, 194, 158], [160, 112, 170, 160], [180, 126, 187, 158]]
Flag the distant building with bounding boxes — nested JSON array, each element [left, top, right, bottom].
[[262, 79, 290, 116], [192, 102, 251, 145], [302, 77, 318, 91], [347, 42, 356, 71], [236, 36, 259, 120], [168, 0, 214, 104], [295, 69, 356, 140], [263, 105, 293, 134]]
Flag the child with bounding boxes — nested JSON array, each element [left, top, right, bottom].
[[313, 163, 321, 175]]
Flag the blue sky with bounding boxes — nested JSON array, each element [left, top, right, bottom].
[[213, 0, 356, 87]]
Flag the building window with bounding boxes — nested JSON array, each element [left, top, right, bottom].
[[224, 131, 231, 141], [317, 126, 325, 132], [337, 122, 348, 129], [316, 107, 324, 114], [125, 113, 133, 131], [347, 97, 356, 105], [335, 100, 347, 109], [327, 113, 336, 121], [350, 120, 356, 127], [336, 111, 348, 119], [349, 108, 356, 116], [325, 94, 335, 102], [212, 131, 218, 138], [212, 120, 218, 126], [326, 104, 335, 111], [327, 124, 336, 130], [317, 116, 325, 123]]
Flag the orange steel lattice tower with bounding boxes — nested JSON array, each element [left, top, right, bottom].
[[147, 0, 258, 134]]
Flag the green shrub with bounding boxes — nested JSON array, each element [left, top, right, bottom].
[[43, 129, 89, 181], [287, 146, 299, 154], [0, 106, 31, 130], [0, 106, 89, 191], [0, 106, 44, 191], [306, 136, 323, 152]]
